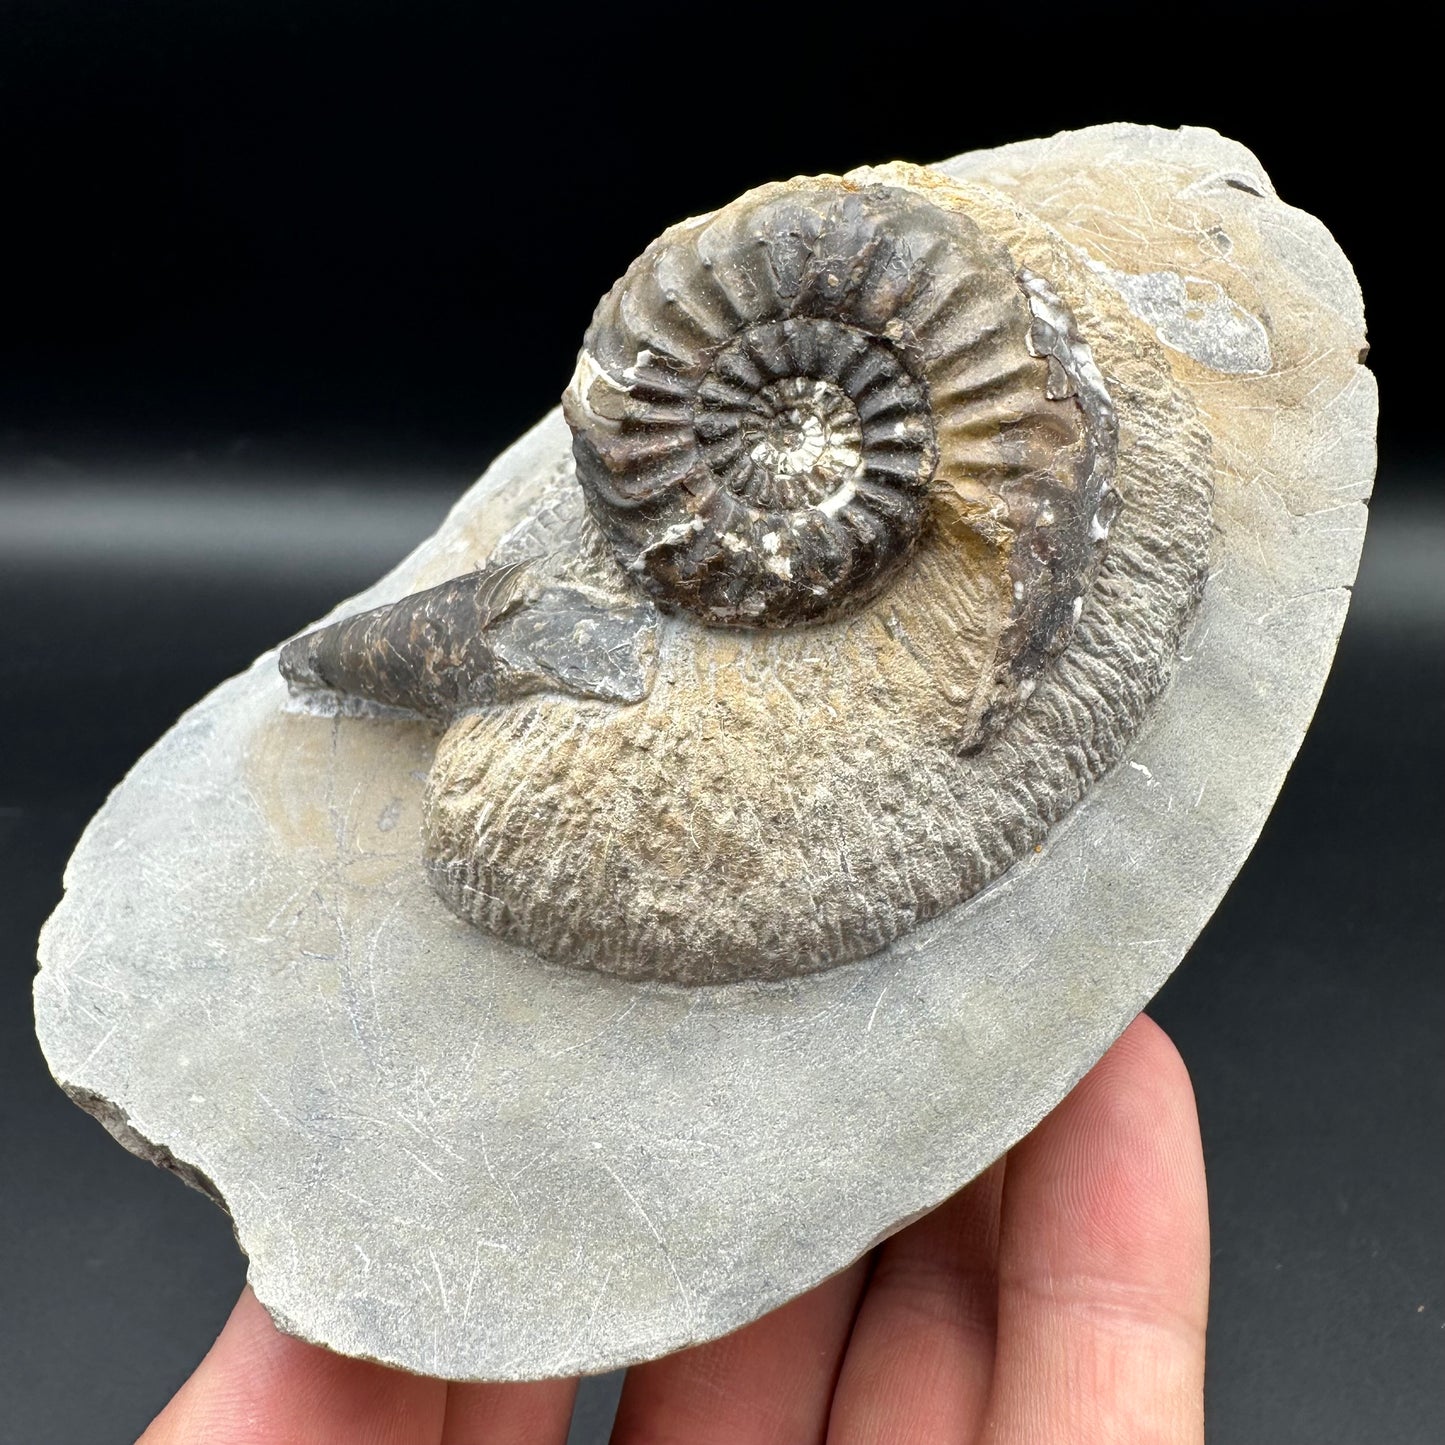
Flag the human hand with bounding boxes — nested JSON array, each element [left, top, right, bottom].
[[140, 1014, 1208, 1444]]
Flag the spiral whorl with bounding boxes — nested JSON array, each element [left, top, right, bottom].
[[564, 173, 1086, 628]]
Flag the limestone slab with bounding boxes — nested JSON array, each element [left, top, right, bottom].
[[34, 125, 1375, 1380]]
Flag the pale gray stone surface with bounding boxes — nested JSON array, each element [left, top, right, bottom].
[[34, 125, 1375, 1380]]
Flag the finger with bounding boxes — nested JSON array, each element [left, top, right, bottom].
[[983, 1014, 1210, 1445], [826, 1159, 1004, 1444], [139, 1285, 448, 1445], [440, 1376, 577, 1444], [610, 1256, 869, 1445]]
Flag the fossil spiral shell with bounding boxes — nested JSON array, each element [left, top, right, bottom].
[[282, 162, 1215, 985], [565, 173, 1116, 644]]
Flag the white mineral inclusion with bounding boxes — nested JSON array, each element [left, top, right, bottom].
[[1096, 262, 1274, 374], [35, 125, 1374, 1382], [744, 379, 863, 496]]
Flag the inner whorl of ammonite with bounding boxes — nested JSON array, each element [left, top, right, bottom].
[[727, 375, 862, 506], [695, 320, 930, 520]]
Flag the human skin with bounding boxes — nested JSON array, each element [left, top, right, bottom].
[[140, 1014, 1208, 1445]]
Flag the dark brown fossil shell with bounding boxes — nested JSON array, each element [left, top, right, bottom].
[[564, 174, 1116, 639]]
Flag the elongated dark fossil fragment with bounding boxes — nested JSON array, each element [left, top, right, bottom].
[[280, 558, 659, 717]]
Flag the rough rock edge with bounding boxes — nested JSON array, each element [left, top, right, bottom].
[[63, 1083, 228, 1211]]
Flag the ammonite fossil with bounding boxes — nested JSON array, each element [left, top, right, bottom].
[[279, 161, 1212, 984], [563, 176, 1116, 640]]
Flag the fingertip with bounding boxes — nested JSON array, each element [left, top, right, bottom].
[[1028, 1013, 1206, 1279], [1102, 1013, 1197, 1120]]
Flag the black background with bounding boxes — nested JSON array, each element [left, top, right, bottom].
[[1, 4, 1440, 1442]]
